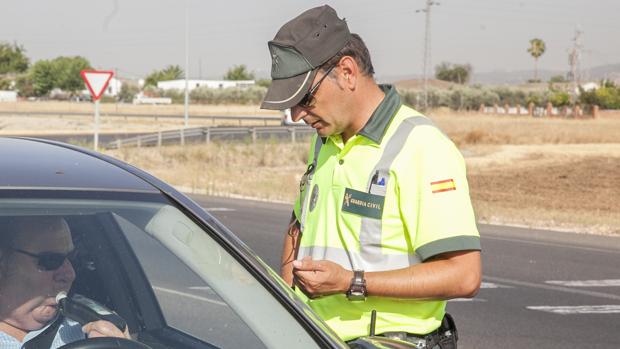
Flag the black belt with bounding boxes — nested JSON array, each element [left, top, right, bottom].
[[379, 313, 458, 349]]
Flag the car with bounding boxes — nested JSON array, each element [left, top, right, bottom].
[[280, 108, 307, 126], [0, 137, 417, 349]]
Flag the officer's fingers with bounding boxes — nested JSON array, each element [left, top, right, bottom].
[[292, 257, 316, 270]]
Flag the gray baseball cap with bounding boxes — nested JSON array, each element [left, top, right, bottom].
[[261, 5, 351, 110]]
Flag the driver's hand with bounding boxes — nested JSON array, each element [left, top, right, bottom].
[[82, 320, 130, 339]]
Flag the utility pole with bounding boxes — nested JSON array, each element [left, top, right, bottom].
[[568, 27, 583, 100], [416, 0, 439, 110], [184, 2, 190, 131]]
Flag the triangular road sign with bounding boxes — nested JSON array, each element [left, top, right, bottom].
[[80, 70, 114, 100]]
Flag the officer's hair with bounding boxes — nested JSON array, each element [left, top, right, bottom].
[[321, 33, 375, 77]]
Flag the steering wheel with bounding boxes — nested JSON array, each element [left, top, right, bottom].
[[58, 337, 153, 349]]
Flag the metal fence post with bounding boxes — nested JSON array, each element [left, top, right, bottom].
[[291, 127, 296, 143], [157, 131, 162, 147], [137, 137, 141, 148], [252, 128, 257, 143], [205, 128, 211, 144], [116, 139, 121, 149], [180, 129, 185, 146]]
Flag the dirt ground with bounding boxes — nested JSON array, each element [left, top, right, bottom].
[[465, 144, 620, 235]]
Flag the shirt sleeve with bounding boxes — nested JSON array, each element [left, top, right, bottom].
[[399, 127, 480, 261]]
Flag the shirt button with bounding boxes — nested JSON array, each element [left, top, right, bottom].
[[339, 159, 344, 165]]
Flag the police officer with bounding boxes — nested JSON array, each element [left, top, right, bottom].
[[261, 5, 481, 348]]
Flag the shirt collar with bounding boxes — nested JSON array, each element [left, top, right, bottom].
[[357, 84, 402, 144]]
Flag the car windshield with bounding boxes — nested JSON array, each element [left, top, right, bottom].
[[0, 192, 321, 349]]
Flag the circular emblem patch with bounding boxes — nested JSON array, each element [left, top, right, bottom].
[[309, 184, 319, 212]]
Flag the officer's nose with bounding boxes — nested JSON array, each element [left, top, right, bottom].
[[291, 106, 307, 123]]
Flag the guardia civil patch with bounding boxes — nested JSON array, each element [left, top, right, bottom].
[[430, 179, 456, 193], [341, 188, 385, 219]]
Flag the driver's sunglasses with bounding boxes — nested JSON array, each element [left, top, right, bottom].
[[297, 64, 337, 108], [12, 248, 77, 271]]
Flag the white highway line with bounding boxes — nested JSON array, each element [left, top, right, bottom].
[[484, 276, 620, 301], [449, 298, 487, 302], [480, 282, 512, 289], [546, 279, 620, 287], [153, 286, 227, 306], [482, 235, 620, 254], [527, 305, 620, 314], [204, 207, 236, 212]]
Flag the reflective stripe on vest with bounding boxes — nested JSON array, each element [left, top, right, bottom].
[[357, 116, 436, 270], [299, 136, 323, 233], [297, 116, 438, 272]]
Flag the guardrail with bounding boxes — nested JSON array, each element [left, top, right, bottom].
[[105, 125, 315, 149], [0, 111, 281, 126]]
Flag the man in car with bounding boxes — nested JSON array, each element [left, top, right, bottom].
[[261, 5, 481, 348], [0, 216, 128, 348]]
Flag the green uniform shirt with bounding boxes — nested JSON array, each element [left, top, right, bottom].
[[293, 85, 480, 341]]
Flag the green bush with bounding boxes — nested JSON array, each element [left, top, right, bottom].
[[190, 86, 267, 105], [548, 91, 571, 107]]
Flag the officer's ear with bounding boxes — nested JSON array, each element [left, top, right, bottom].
[[336, 56, 358, 90]]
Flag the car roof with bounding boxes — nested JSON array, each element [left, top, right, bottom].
[[0, 137, 158, 192]]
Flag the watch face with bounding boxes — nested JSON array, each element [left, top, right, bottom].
[[347, 290, 366, 301]]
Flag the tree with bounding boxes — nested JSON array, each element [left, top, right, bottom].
[[51, 56, 91, 93], [549, 75, 567, 83], [15, 74, 34, 97], [30, 60, 56, 96], [144, 65, 184, 87], [434, 62, 472, 84], [118, 82, 140, 103], [527, 38, 546, 82], [224, 64, 255, 80], [0, 42, 29, 74], [29, 56, 91, 96]]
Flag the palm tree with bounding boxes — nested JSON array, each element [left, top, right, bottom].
[[527, 38, 546, 82]]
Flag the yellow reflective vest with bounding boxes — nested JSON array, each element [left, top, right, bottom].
[[293, 85, 480, 341]]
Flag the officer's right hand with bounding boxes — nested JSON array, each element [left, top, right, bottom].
[[293, 256, 353, 298]]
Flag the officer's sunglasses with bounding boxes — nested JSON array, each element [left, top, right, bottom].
[[12, 248, 76, 271], [297, 64, 337, 108]]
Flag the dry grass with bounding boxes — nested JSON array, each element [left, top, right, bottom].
[[429, 112, 620, 146], [0, 101, 279, 116], [106, 142, 309, 202], [22, 105, 613, 236]]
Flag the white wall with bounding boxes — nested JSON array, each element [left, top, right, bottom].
[[0, 90, 18, 102], [157, 79, 255, 91]]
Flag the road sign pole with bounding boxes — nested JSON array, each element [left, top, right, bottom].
[[94, 99, 100, 151]]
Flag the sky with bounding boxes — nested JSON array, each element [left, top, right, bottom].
[[1, 0, 618, 81]]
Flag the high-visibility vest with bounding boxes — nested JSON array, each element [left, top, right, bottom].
[[293, 86, 480, 340]]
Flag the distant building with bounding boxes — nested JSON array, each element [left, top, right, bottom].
[[0, 90, 17, 102], [157, 79, 255, 91], [105, 77, 123, 96]]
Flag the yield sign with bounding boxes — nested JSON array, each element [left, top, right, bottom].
[[80, 70, 114, 100]]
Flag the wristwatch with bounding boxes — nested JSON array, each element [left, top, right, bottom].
[[346, 270, 367, 301]]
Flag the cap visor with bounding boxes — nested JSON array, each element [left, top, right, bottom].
[[261, 70, 317, 110]]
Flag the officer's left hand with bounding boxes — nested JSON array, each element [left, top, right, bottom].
[[293, 256, 352, 298]]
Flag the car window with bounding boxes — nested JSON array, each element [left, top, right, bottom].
[[115, 213, 267, 348], [0, 196, 319, 349]]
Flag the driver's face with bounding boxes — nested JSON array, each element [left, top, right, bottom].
[[0, 218, 76, 333]]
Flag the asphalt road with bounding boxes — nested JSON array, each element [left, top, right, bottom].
[[191, 194, 620, 349]]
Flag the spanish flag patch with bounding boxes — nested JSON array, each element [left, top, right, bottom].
[[431, 179, 456, 193]]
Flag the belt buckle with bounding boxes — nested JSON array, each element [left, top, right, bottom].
[[382, 332, 426, 348]]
